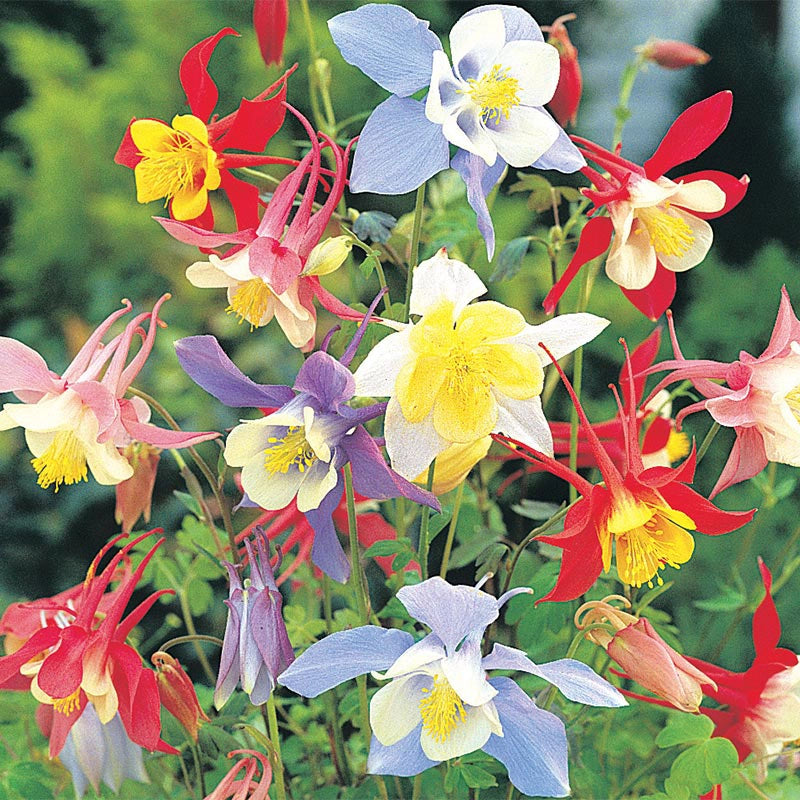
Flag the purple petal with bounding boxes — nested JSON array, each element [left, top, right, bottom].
[[328, 5, 442, 97], [530, 116, 586, 173], [304, 477, 350, 582], [451, 149, 507, 260], [483, 677, 570, 798], [293, 352, 355, 410], [249, 589, 295, 682], [482, 644, 626, 707], [175, 335, 295, 408], [462, 5, 544, 43], [350, 96, 450, 195], [214, 595, 243, 709], [367, 726, 439, 777], [396, 578, 499, 654], [278, 626, 415, 698]]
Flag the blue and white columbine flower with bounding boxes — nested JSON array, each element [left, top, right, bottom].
[[278, 577, 626, 797], [328, 3, 585, 258]]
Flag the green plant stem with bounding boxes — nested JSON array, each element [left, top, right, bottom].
[[177, 589, 217, 685], [159, 634, 224, 652], [403, 183, 427, 320], [345, 463, 369, 625], [696, 421, 721, 465], [439, 480, 466, 578], [412, 774, 423, 800], [612, 54, 646, 149], [189, 739, 206, 799], [614, 747, 673, 799], [418, 461, 437, 580], [265, 697, 288, 800]]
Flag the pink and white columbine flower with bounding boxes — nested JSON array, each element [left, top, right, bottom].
[[648, 287, 800, 496], [0, 294, 218, 491]]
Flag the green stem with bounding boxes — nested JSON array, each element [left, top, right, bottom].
[[177, 589, 217, 686], [396, 496, 408, 541], [265, 697, 288, 800], [696, 421, 721, 465], [403, 183, 427, 321], [159, 634, 224, 652], [345, 463, 369, 625], [439, 480, 466, 578], [412, 774, 423, 800], [189, 739, 206, 798], [612, 54, 647, 149], [418, 461, 437, 580]]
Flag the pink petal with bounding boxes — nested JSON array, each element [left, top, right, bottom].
[[710, 425, 769, 498], [0, 337, 61, 395]]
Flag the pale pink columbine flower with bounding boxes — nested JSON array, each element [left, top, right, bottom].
[[0, 294, 218, 491], [648, 287, 800, 495], [204, 749, 272, 800]]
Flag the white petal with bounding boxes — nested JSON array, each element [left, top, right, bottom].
[[497, 39, 559, 106], [224, 419, 274, 467], [425, 50, 465, 125], [606, 219, 658, 289], [370, 674, 426, 746], [440, 643, 497, 707], [241, 455, 304, 510], [380, 636, 446, 680], [505, 313, 610, 363], [669, 179, 725, 213], [273, 294, 315, 348], [480, 699, 503, 737], [442, 108, 498, 165], [84, 439, 134, 485], [208, 250, 255, 282], [384, 397, 450, 480], [409, 249, 487, 317], [657, 210, 714, 272], [3, 390, 83, 432], [353, 328, 412, 398], [420, 703, 493, 761], [494, 395, 553, 455], [304, 407, 331, 462], [608, 200, 634, 245], [485, 104, 560, 168], [0, 408, 18, 431], [628, 176, 679, 209], [449, 9, 505, 81], [185, 260, 238, 289], [296, 459, 339, 513]]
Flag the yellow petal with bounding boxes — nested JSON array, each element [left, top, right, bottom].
[[415, 437, 492, 494], [455, 301, 526, 348], [171, 113, 211, 146], [396, 355, 447, 424], [433, 372, 497, 442], [130, 118, 175, 151], [172, 185, 209, 221], [483, 343, 544, 400], [409, 302, 457, 355]]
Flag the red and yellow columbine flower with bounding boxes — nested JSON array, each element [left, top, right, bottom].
[[0, 531, 177, 757], [544, 92, 749, 320], [496, 344, 755, 600], [115, 28, 297, 229]]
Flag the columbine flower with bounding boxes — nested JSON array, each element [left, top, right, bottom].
[[542, 13, 582, 127], [0, 531, 177, 757], [647, 288, 800, 496], [328, 4, 584, 257], [575, 595, 715, 713], [0, 295, 218, 492], [544, 92, 749, 319], [158, 108, 359, 350], [175, 329, 438, 582], [214, 530, 295, 709], [496, 344, 754, 599], [152, 651, 209, 742], [204, 749, 272, 800], [353, 248, 609, 480], [115, 28, 295, 228], [279, 577, 625, 796]]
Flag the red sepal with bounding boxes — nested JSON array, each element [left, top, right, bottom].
[[752, 559, 781, 657], [180, 28, 240, 122], [36, 625, 88, 699], [114, 120, 142, 168], [657, 482, 756, 534], [621, 265, 676, 320], [47, 690, 87, 758], [216, 88, 287, 153], [219, 170, 262, 231]]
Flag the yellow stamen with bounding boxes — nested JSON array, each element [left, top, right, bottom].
[[636, 206, 694, 257], [785, 386, 800, 422], [53, 687, 81, 716], [31, 431, 88, 492], [226, 279, 273, 330], [665, 430, 690, 463], [464, 64, 521, 124], [264, 426, 316, 475], [419, 675, 467, 743]]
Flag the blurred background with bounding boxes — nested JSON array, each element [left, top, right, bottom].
[[0, 0, 798, 670]]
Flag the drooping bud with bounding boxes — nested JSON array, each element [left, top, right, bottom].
[[638, 38, 710, 70], [152, 651, 210, 742], [302, 235, 353, 276], [414, 437, 492, 495], [253, 0, 289, 67], [576, 596, 716, 712], [115, 443, 161, 534], [543, 13, 582, 127]]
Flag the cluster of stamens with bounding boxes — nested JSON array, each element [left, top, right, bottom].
[[264, 426, 316, 475]]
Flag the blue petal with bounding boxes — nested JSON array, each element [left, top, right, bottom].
[[175, 335, 295, 408], [367, 726, 439, 777], [530, 116, 586, 173], [293, 351, 355, 410], [396, 577, 499, 654], [461, 5, 544, 43], [482, 644, 627, 708], [328, 5, 442, 97], [278, 626, 415, 698], [483, 677, 570, 798], [350, 96, 450, 195], [451, 149, 506, 260], [304, 477, 350, 583]]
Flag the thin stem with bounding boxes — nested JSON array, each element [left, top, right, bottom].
[[614, 747, 673, 799], [189, 739, 206, 798], [412, 774, 423, 800], [345, 463, 369, 625], [403, 183, 427, 321], [696, 421, 721, 465], [418, 461, 437, 580], [612, 54, 647, 149], [159, 634, 224, 652], [439, 480, 466, 578], [178, 589, 217, 685], [266, 696, 288, 800], [396, 496, 408, 541], [736, 774, 773, 800]]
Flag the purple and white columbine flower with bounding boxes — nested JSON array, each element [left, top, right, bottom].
[[278, 577, 626, 796], [175, 333, 439, 583], [328, 3, 585, 258], [215, 530, 294, 709]]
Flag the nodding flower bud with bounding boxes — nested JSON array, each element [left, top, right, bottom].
[[543, 13, 582, 127], [302, 235, 353, 276], [115, 443, 161, 534], [253, 0, 289, 67], [637, 38, 711, 70], [575, 596, 716, 713], [152, 651, 210, 742]]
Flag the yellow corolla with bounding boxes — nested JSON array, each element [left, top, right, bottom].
[[354, 249, 609, 479]]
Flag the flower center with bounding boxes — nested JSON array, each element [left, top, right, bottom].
[[227, 279, 273, 330], [31, 431, 88, 492], [466, 64, 521, 124], [264, 426, 316, 475], [665, 430, 690, 463], [636, 206, 694, 257], [52, 687, 81, 716], [419, 674, 467, 743], [784, 385, 800, 422], [135, 126, 214, 205]]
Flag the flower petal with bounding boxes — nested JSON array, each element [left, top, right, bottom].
[[498, 40, 559, 106], [485, 104, 560, 169], [420, 702, 494, 761], [494, 394, 553, 455], [380, 634, 446, 679], [409, 249, 487, 317], [179, 28, 239, 122], [441, 636, 497, 707], [449, 8, 505, 81], [0, 338, 60, 395], [367, 726, 438, 777], [606, 220, 658, 289], [384, 398, 450, 480], [669, 179, 725, 213], [370, 674, 427, 746], [508, 312, 610, 363], [353, 327, 412, 398], [656, 210, 714, 273], [531, 120, 586, 172]]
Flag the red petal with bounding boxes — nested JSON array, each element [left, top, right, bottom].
[[675, 170, 749, 219], [0, 626, 60, 689], [657, 482, 755, 534], [644, 91, 733, 179], [113, 119, 143, 168], [37, 626, 89, 699], [217, 88, 287, 153], [621, 265, 676, 320], [543, 216, 613, 314], [254, 0, 289, 67], [752, 559, 781, 657], [621, 328, 661, 408], [219, 170, 263, 231], [179, 28, 240, 122], [110, 642, 164, 751], [47, 691, 86, 758]]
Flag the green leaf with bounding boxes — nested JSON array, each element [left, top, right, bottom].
[[489, 236, 530, 282], [692, 583, 746, 612], [6, 762, 53, 799], [664, 738, 738, 799], [460, 764, 498, 789], [363, 540, 403, 558], [512, 499, 563, 521], [173, 490, 202, 516], [656, 713, 714, 748], [185, 576, 214, 617], [427, 508, 454, 542], [444, 764, 462, 793]]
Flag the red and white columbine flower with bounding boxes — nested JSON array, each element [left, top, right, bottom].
[[0, 295, 218, 491], [544, 92, 749, 320]]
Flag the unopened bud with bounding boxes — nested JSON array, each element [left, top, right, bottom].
[[152, 651, 210, 742], [638, 38, 710, 70], [414, 437, 492, 495], [115, 443, 160, 534], [303, 236, 353, 276], [253, 0, 289, 67], [314, 58, 331, 92], [543, 14, 582, 127]]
